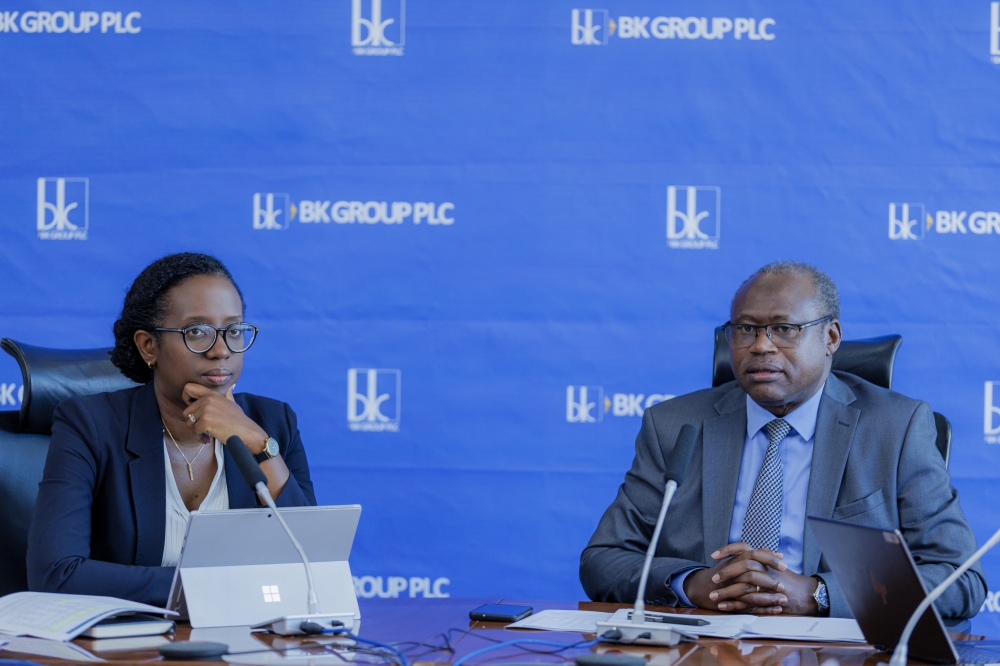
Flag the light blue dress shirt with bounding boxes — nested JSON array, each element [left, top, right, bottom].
[[668, 383, 825, 605]]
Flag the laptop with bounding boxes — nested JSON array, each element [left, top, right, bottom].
[[809, 516, 1000, 664], [167, 505, 362, 629]]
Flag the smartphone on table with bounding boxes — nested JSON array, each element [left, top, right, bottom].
[[469, 603, 533, 622]]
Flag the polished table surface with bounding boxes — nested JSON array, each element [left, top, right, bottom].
[[0, 598, 979, 666]]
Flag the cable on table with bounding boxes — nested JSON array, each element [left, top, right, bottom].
[[450, 637, 601, 666]]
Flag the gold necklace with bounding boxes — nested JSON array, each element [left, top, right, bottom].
[[163, 422, 208, 481]]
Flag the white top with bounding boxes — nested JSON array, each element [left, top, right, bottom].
[[161, 436, 230, 567]]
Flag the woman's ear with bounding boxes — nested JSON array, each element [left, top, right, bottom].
[[133, 329, 158, 366]]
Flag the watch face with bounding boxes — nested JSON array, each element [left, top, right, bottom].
[[814, 583, 829, 608], [265, 438, 279, 457]]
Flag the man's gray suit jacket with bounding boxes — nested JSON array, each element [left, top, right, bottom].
[[580, 371, 986, 620]]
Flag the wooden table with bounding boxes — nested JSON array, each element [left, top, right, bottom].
[[0, 598, 966, 666]]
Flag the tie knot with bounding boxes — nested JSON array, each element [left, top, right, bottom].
[[765, 418, 792, 444]]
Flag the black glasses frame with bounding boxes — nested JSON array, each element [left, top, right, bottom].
[[153, 322, 259, 354], [721, 315, 833, 348]]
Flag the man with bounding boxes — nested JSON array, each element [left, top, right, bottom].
[[580, 261, 985, 619]]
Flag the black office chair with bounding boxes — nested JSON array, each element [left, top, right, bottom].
[[0, 338, 135, 595], [711, 328, 952, 469]]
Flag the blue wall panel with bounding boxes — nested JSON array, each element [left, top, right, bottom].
[[1, 0, 999, 633]]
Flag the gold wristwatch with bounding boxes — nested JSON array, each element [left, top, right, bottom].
[[253, 437, 279, 463]]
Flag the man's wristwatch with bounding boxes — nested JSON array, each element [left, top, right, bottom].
[[253, 437, 280, 464], [812, 576, 830, 614]]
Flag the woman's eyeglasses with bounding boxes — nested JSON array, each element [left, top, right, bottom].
[[153, 322, 258, 354]]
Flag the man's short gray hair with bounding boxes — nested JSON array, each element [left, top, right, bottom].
[[734, 261, 840, 320]]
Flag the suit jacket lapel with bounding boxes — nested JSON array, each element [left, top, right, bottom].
[[802, 373, 860, 575], [126, 381, 167, 567], [702, 385, 749, 562]]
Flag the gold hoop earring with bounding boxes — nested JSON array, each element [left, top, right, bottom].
[[147, 360, 155, 369]]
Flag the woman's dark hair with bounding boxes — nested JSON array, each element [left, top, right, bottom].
[[111, 253, 244, 383]]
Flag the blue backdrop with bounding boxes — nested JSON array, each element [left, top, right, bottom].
[[3, 0, 1000, 634]]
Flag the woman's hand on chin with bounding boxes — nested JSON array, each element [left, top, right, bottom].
[[182, 382, 268, 452]]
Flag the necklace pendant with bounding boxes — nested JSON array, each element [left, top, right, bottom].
[[187, 463, 194, 481]]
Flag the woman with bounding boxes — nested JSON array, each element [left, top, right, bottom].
[[27, 253, 316, 606]]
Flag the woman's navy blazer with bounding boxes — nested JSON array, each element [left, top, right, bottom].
[[26, 381, 317, 606]]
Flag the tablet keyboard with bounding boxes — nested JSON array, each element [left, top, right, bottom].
[[954, 641, 1000, 664]]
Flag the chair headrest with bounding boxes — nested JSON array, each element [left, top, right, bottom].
[[1, 338, 138, 435], [712, 328, 903, 390]]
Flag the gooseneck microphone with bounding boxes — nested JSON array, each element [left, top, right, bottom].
[[632, 423, 699, 625], [888, 525, 1000, 666], [227, 436, 319, 614], [596, 424, 700, 645]]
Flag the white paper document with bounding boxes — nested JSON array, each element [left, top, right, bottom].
[[741, 617, 866, 643], [1, 636, 102, 661], [535, 608, 867, 644], [0, 592, 176, 642], [675, 614, 752, 639], [506, 610, 614, 633], [597, 608, 749, 639]]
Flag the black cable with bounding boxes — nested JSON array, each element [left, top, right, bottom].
[[222, 640, 397, 664], [397, 626, 600, 658], [391, 626, 601, 666]]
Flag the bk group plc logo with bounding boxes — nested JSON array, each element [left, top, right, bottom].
[[571, 9, 612, 45], [0, 383, 22, 407], [567, 386, 603, 423], [888, 203, 1000, 240], [37, 177, 88, 240], [0, 11, 140, 33], [352, 0, 404, 56], [570, 9, 774, 44], [253, 193, 293, 230], [354, 575, 450, 599], [252, 192, 455, 229], [992, 2, 1000, 64], [888, 203, 926, 240], [348, 369, 400, 432], [566, 386, 674, 423], [986, 382, 1000, 444], [667, 186, 720, 250]]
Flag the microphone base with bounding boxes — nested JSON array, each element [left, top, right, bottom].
[[595, 619, 691, 647], [253, 613, 357, 636]]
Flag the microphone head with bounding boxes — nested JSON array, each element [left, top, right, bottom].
[[664, 423, 698, 486], [226, 435, 268, 488]]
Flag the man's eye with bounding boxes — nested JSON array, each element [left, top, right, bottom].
[[772, 325, 795, 334], [736, 325, 756, 333]]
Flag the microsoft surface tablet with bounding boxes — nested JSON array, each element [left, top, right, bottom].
[[167, 504, 362, 629]]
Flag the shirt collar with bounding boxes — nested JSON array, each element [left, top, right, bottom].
[[746, 382, 826, 442]]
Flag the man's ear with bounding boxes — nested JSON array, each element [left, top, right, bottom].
[[826, 320, 843, 356]]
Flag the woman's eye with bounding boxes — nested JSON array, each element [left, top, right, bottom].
[[187, 328, 207, 338]]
